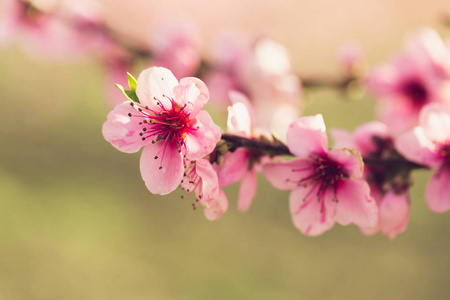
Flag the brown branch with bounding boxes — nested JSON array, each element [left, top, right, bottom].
[[220, 133, 429, 171]]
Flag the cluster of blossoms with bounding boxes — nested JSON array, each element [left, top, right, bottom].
[[5, 0, 450, 238]]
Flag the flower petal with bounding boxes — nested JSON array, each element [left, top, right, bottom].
[[102, 102, 148, 153], [352, 122, 389, 155], [289, 188, 336, 236], [136, 67, 179, 108], [227, 102, 252, 137], [184, 110, 221, 160], [229, 90, 255, 126], [196, 158, 220, 200], [334, 178, 378, 227], [395, 127, 440, 168], [419, 103, 450, 143], [378, 191, 409, 239], [328, 148, 364, 178], [262, 159, 311, 191], [174, 77, 209, 118], [330, 128, 355, 150], [238, 168, 257, 212], [286, 114, 328, 157], [425, 169, 450, 213], [203, 189, 228, 221], [217, 148, 249, 186], [139, 142, 183, 195]]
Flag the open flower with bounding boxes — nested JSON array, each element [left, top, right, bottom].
[[396, 103, 450, 213], [181, 158, 228, 220], [263, 115, 378, 236], [366, 28, 450, 133], [332, 122, 410, 239], [102, 67, 221, 195]]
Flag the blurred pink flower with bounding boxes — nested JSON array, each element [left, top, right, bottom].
[[396, 103, 450, 213], [239, 37, 301, 139], [151, 17, 201, 79], [366, 28, 450, 133], [332, 122, 410, 239], [0, 0, 111, 59], [206, 34, 301, 139], [181, 159, 228, 220], [263, 115, 378, 236], [205, 31, 249, 106], [337, 41, 363, 74], [102, 67, 221, 195]]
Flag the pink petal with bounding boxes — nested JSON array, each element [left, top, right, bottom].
[[352, 122, 389, 155], [174, 77, 209, 118], [217, 148, 249, 186], [229, 90, 255, 125], [405, 28, 450, 78], [203, 189, 228, 221], [328, 149, 364, 178], [102, 102, 148, 153], [184, 110, 221, 160], [139, 142, 183, 195], [425, 169, 450, 213], [378, 191, 409, 239], [289, 188, 336, 236], [375, 95, 420, 134], [395, 127, 440, 168], [238, 168, 257, 212], [334, 178, 378, 227], [262, 159, 311, 191], [330, 128, 355, 150], [365, 64, 399, 98], [286, 115, 328, 157], [196, 158, 220, 200], [136, 67, 179, 108], [227, 102, 252, 137], [419, 103, 450, 143]]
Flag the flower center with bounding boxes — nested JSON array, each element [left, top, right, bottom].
[[401, 79, 429, 108], [128, 99, 197, 152], [291, 154, 348, 202]]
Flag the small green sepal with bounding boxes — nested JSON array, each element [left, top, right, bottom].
[[116, 84, 140, 103], [127, 72, 137, 92]]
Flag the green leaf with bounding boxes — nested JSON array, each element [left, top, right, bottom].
[[127, 72, 137, 92], [115, 84, 140, 103]]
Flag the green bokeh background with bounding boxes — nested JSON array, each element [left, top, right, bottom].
[[1, 37, 450, 299]]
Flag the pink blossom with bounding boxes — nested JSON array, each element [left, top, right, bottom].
[[263, 115, 378, 236], [204, 31, 249, 107], [366, 28, 450, 133], [337, 41, 363, 75], [216, 91, 260, 212], [102, 67, 221, 195], [151, 17, 201, 79], [396, 103, 450, 213], [205, 34, 301, 138], [181, 159, 228, 220], [0, 0, 110, 59], [331, 122, 410, 239], [239, 37, 301, 139]]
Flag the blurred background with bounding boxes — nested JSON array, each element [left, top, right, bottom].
[[1, 0, 450, 299]]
